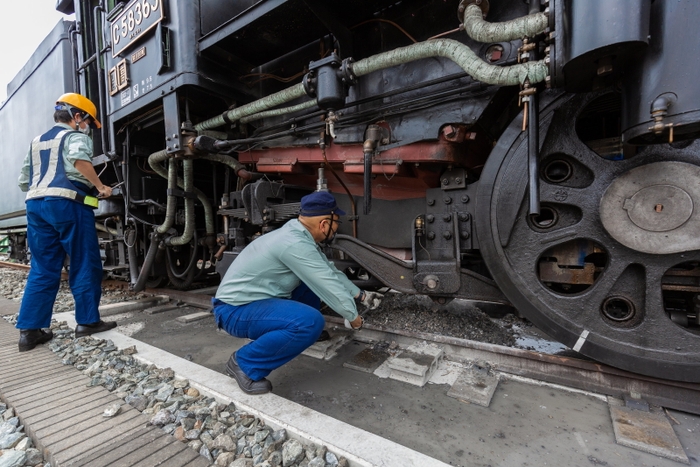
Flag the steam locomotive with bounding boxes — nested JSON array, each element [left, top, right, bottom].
[[1, 0, 698, 382]]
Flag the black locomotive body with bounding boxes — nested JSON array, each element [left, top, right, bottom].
[[2, 0, 699, 382]]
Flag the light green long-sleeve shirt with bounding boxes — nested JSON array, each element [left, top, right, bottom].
[[215, 219, 361, 321], [18, 123, 94, 192]]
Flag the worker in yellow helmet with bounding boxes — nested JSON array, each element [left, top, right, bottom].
[[15, 92, 116, 351]]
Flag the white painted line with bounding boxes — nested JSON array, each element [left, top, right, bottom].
[[574, 431, 591, 456], [54, 312, 450, 467], [573, 329, 590, 352]]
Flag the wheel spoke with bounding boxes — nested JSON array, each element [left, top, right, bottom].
[[476, 91, 700, 381]]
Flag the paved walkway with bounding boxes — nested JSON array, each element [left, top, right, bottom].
[[0, 318, 210, 467]]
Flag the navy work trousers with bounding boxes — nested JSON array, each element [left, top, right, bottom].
[[16, 198, 102, 330], [213, 283, 326, 381]]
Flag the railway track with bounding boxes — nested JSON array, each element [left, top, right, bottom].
[[117, 285, 700, 417], [2, 258, 698, 415], [1, 263, 698, 466]]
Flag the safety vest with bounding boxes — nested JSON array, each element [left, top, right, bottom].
[[25, 126, 99, 208]]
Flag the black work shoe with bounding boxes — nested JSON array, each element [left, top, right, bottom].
[[75, 320, 117, 338], [316, 330, 330, 342], [18, 329, 54, 352], [225, 353, 272, 395]]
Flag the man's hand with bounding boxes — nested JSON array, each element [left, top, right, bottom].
[[344, 315, 364, 330], [360, 290, 383, 310], [96, 184, 112, 198]]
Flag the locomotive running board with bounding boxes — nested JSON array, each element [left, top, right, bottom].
[[332, 234, 510, 305]]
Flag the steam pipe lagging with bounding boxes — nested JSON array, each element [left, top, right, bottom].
[[352, 38, 548, 86], [195, 83, 307, 131], [166, 159, 196, 246], [147, 151, 178, 234], [200, 153, 255, 181], [462, 3, 548, 42], [149, 150, 215, 239]]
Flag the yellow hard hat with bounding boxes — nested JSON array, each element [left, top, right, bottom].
[[56, 93, 101, 129]]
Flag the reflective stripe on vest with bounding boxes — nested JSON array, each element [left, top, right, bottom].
[[25, 127, 98, 208]]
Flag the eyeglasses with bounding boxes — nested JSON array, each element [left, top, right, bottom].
[[322, 217, 342, 226]]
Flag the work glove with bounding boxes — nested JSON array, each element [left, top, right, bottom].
[[359, 290, 383, 310], [344, 315, 364, 330]]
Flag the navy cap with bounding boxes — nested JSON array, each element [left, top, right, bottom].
[[299, 192, 345, 217]]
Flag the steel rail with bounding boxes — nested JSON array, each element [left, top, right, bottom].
[[0, 261, 69, 280], [324, 315, 700, 415]]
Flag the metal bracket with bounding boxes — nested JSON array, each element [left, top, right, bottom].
[[332, 234, 510, 304]]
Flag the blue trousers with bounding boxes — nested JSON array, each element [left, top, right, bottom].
[[16, 198, 102, 330], [213, 283, 325, 381]]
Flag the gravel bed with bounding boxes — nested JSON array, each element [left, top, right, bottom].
[[1, 266, 525, 348], [0, 315, 349, 467], [0, 268, 141, 313], [326, 291, 520, 347], [0, 405, 44, 467]]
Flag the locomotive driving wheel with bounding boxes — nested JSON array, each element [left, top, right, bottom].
[[476, 91, 700, 382]]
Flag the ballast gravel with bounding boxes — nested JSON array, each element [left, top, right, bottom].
[[1, 314, 349, 467]]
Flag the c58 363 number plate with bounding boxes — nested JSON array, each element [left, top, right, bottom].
[[111, 0, 163, 58]]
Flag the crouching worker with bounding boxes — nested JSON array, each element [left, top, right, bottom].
[[213, 191, 383, 394]]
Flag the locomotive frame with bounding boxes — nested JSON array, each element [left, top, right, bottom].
[[1, 0, 699, 382]]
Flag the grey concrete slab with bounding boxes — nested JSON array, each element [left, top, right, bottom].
[[143, 303, 182, 315], [447, 364, 500, 407], [386, 342, 444, 387], [98, 295, 170, 316], [128, 438, 193, 467], [0, 318, 209, 467], [303, 329, 353, 360], [610, 403, 690, 464], [175, 311, 212, 323], [343, 347, 390, 373], [68, 426, 156, 467]]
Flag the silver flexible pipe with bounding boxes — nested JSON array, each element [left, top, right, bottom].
[[95, 223, 119, 236], [352, 38, 548, 86], [462, 4, 549, 43]]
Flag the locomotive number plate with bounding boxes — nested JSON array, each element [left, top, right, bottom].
[[111, 0, 163, 58]]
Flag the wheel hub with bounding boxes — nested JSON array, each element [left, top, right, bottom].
[[600, 161, 700, 254]]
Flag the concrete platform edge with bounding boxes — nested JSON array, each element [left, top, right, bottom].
[[54, 312, 450, 467]]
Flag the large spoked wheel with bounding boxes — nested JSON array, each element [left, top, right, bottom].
[[476, 91, 700, 382]]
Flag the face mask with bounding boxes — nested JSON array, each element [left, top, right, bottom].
[[320, 218, 337, 246], [75, 116, 91, 134]]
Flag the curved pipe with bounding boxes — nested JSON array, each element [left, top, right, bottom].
[[195, 83, 307, 131], [200, 153, 254, 181], [462, 4, 548, 43], [239, 99, 318, 124], [95, 223, 119, 236], [352, 38, 547, 86], [195, 38, 547, 131], [165, 159, 196, 247], [148, 152, 215, 239]]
